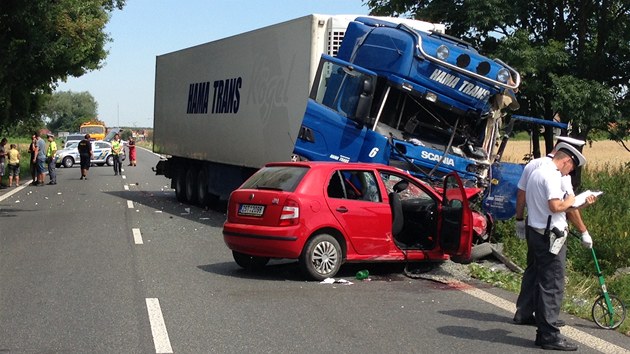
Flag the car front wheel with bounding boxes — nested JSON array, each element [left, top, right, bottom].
[[62, 156, 74, 168], [300, 234, 342, 281], [232, 251, 269, 269]]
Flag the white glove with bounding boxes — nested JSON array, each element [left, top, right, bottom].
[[516, 220, 526, 240], [581, 231, 593, 249]]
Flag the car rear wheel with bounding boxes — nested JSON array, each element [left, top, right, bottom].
[[106, 155, 114, 166], [232, 251, 269, 269], [63, 156, 74, 168], [300, 234, 342, 281]]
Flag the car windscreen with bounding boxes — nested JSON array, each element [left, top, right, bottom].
[[241, 166, 309, 192]]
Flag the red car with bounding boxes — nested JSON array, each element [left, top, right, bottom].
[[223, 162, 490, 280]]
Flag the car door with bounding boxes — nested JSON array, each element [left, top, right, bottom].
[[92, 142, 107, 162], [325, 168, 392, 255], [438, 172, 473, 259]]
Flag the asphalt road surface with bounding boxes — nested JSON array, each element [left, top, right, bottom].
[[1, 147, 628, 353]]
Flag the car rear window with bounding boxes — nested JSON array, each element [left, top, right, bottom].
[[241, 166, 308, 192]]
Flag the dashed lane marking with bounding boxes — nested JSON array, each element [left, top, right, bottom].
[[132, 228, 143, 244], [127, 200, 134, 209], [124, 184, 129, 191], [145, 298, 173, 353]]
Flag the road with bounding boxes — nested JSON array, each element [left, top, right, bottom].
[[1, 148, 628, 353]]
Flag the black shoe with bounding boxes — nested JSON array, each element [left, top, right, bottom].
[[48, 181, 55, 185], [555, 319, 565, 327], [541, 338, 577, 351], [80, 176, 84, 180], [513, 316, 536, 325]]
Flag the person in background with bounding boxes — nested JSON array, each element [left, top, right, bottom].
[[28, 134, 37, 184], [7, 143, 20, 187], [127, 136, 136, 166], [32, 132, 47, 186], [77, 134, 92, 180], [111, 133, 123, 175], [0, 137, 7, 188], [46, 134, 57, 185]]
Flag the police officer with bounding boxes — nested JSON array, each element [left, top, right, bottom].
[[514, 138, 594, 327], [46, 134, 57, 185], [525, 143, 594, 350], [111, 133, 123, 176]]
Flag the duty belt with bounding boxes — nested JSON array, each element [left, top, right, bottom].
[[528, 226, 568, 237]]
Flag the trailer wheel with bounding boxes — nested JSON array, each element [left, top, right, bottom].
[[175, 169, 187, 203], [197, 168, 209, 207], [185, 167, 198, 204]]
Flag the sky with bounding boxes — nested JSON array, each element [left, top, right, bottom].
[[55, 0, 370, 128]]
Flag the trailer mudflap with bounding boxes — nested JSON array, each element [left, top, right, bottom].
[[154, 159, 170, 177]]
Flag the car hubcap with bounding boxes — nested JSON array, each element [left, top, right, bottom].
[[312, 241, 338, 275]]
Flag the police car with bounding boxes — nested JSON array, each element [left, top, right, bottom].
[[54, 140, 125, 168]]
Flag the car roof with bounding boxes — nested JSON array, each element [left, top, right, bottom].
[[262, 161, 443, 190], [265, 161, 401, 173]]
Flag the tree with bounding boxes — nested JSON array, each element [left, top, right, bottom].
[[41, 91, 98, 133], [365, 0, 629, 156], [0, 0, 125, 133]]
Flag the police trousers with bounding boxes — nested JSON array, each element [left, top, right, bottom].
[[527, 227, 567, 342]]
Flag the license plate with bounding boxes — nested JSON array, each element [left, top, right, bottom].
[[238, 204, 265, 216]]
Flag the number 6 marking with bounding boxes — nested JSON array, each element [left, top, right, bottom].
[[368, 147, 379, 158]]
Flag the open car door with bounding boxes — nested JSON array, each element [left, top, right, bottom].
[[438, 172, 473, 260]]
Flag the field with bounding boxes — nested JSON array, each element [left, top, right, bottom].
[[500, 140, 630, 168]]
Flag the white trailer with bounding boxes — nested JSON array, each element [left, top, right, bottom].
[[153, 15, 355, 204]]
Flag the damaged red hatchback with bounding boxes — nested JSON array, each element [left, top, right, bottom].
[[223, 161, 490, 280]]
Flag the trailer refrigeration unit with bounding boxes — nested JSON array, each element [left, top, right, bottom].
[[154, 14, 523, 219]]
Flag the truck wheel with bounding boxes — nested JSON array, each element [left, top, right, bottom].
[[232, 251, 269, 270], [175, 170, 187, 203], [300, 234, 342, 281], [197, 168, 209, 207], [63, 156, 74, 168], [185, 167, 198, 204]]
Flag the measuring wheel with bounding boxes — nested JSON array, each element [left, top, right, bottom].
[[591, 294, 627, 329]]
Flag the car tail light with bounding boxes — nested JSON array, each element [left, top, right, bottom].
[[279, 199, 300, 226]]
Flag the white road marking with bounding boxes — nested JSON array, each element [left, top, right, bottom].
[[460, 286, 629, 353], [122, 175, 127, 179], [124, 184, 129, 190], [145, 298, 173, 353], [132, 228, 143, 244], [0, 183, 27, 201], [127, 200, 134, 209]]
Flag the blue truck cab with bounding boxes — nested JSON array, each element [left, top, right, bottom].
[[294, 16, 521, 188]]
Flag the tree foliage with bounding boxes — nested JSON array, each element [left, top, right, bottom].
[[0, 0, 125, 134], [41, 91, 98, 133], [365, 0, 630, 154]]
